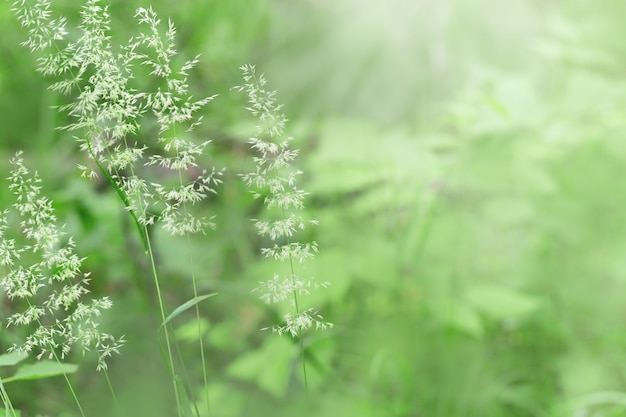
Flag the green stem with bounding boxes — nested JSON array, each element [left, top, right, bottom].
[[289, 258, 309, 399], [103, 370, 120, 412], [62, 372, 86, 417], [247, 66, 312, 400], [171, 322, 200, 417], [188, 233, 211, 416], [144, 227, 183, 417], [175, 162, 211, 416], [94, 132, 187, 415], [23, 300, 87, 417], [283, 209, 309, 399], [0, 377, 17, 417], [83, 137, 149, 254]]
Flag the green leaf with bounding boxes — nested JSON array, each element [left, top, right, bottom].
[[3, 361, 78, 383], [175, 318, 210, 343], [0, 408, 21, 417], [0, 352, 27, 367], [227, 337, 296, 398], [161, 294, 217, 329], [430, 298, 484, 338], [567, 391, 626, 410], [466, 286, 541, 322]]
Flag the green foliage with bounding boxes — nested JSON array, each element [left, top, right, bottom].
[[3, 361, 78, 384], [0, 353, 27, 368], [226, 336, 295, 398], [3, 0, 626, 416]]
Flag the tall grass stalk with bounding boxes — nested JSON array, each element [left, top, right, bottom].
[[0, 152, 124, 416], [8, 0, 331, 414], [9, 0, 221, 415], [236, 65, 332, 398]]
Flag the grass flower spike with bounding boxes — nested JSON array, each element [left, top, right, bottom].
[[236, 65, 332, 339], [9, 2, 222, 414], [0, 152, 124, 371], [11, 0, 221, 238]]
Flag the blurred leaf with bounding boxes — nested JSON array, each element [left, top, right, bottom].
[[0, 352, 27, 367], [302, 335, 336, 390], [312, 250, 351, 303], [349, 239, 398, 289], [466, 286, 541, 322], [205, 382, 245, 417], [430, 298, 484, 338], [207, 321, 239, 350], [4, 361, 78, 383], [561, 391, 626, 417], [0, 409, 21, 417], [226, 336, 296, 398], [175, 318, 210, 343]]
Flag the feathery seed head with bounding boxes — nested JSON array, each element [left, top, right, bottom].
[[11, 0, 222, 238], [1, 152, 124, 371], [237, 66, 333, 336]]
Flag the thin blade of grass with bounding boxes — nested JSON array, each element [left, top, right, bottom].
[[160, 294, 217, 329]]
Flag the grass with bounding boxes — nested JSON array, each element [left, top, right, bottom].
[[1, 1, 328, 416], [4, 0, 626, 416]]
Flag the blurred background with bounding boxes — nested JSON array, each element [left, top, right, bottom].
[[2, 0, 626, 416]]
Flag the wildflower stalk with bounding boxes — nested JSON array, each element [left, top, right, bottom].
[[236, 65, 332, 397], [180, 168, 212, 416], [62, 372, 87, 417], [145, 229, 183, 416], [9, 2, 183, 413], [103, 369, 121, 411], [0, 152, 124, 417], [25, 299, 89, 417], [284, 215, 310, 397], [132, 7, 221, 414], [10, 1, 221, 414], [83, 137, 149, 254]]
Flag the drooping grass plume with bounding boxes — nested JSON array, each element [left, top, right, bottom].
[[9, 2, 223, 415], [12, 0, 221, 237], [0, 151, 124, 372], [236, 65, 332, 394]]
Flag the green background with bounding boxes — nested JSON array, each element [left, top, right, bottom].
[[2, 0, 626, 416]]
